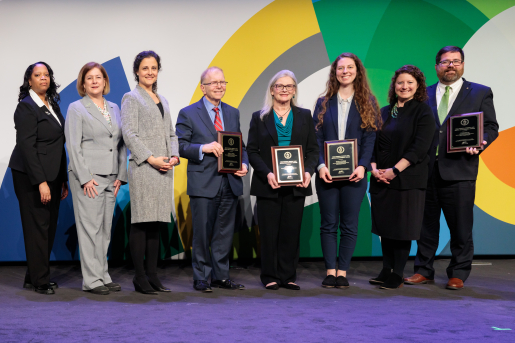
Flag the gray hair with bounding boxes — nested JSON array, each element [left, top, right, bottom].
[[260, 70, 299, 120], [201, 66, 224, 84]]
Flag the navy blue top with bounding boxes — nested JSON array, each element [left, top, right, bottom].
[[274, 109, 293, 146]]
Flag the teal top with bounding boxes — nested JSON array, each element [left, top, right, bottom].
[[274, 109, 293, 146]]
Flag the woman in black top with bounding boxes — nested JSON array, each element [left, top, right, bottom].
[[8, 62, 68, 294], [369, 65, 435, 289]]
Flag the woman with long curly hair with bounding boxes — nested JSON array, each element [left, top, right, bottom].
[[368, 65, 435, 289], [313, 52, 381, 289], [8, 62, 68, 295]]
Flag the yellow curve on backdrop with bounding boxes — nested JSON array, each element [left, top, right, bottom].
[[174, 0, 321, 251], [476, 156, 515, 225]]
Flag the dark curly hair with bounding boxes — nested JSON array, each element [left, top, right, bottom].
[[387, 65, 428, 106], [18, 61, 61, 112], [133, 50, 161, 93], [316, 52, 381, 131]]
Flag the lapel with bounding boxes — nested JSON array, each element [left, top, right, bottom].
[[81, 96, 113, 133], [196, 98, 218, 138], [220, 102, 231, 131], [427, 83, 439, 127], [26, 96, 63, 130], [447, 78, 472, 118], [136, 85, 163, 120], [327, 96, 339, 138], [290, 106, 303, 145], [264, 109, 279, 146], [345, 99, 359, 138]]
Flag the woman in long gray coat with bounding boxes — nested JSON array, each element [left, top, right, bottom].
[[121, 51, 180, 294], [66, 62, 127, 295]]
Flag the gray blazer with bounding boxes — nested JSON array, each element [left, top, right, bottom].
[[65, 96, 127, 185], [121, 85, 179, 223]]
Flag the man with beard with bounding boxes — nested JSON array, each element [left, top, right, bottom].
[[404, 46, 499, 290]]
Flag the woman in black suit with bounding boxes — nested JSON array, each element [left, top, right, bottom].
[[313, 53, 381, 289], [8, 62, 68, 295], [247, 70, 319, 290], [369, 65, 435, 289]]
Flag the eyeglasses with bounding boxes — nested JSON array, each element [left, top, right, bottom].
[[203, 81, 228, 87], [438, 59, 463, 66], [274, 84, 296, 91]]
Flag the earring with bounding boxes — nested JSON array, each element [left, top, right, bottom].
[[293, 95, 295, 98]]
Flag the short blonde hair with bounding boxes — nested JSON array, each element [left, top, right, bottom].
[[200, 66, 224, 84], [77, 62, 110, 97]]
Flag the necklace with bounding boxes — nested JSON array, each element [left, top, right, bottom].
[[391, 103, 399, 118], [275, 107, 291, 119]]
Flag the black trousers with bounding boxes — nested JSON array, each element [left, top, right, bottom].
[[414, 161, 476, 281], [190, 175, 238, 281], [12, 170, 63, 287], [257, 188, 305, 285]]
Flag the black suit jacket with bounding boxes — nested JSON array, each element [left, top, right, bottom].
[[369, 99, 435, 192], [247, 106, 319, 198], [426, 78, 499, 181], [9, 96, 67, 186]]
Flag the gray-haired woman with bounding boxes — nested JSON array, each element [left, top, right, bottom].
[[247, 70, 319, 290]]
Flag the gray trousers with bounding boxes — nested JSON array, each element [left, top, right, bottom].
[[69, 172, 117, 290]]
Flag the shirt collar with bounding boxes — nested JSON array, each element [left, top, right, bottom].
[[29, 89, 47, 108], [437, 77, 463, 92], [203, 96, 221, 113], [337, 92, 354, 104]]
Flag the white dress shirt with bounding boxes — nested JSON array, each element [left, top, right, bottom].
[[436, 77, 464, 116], [29, 89, 61, 126]]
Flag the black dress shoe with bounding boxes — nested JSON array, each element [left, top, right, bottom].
[[369, 268, 392, 285], [193, 280, 212, 292], [148, 280, 171, 292], [265, 283, 280, 290], [24, 281, 58, 290], [322, 275, 336, 288], [104, 282, 121, 292], [34, 284, 55, 295], [380, 273, 404, 290], [210, 279, 245, 290], [133, 277, 158, 295], [335, 276, 349, 289], [281, 283, 300, 290], [86, 285, 110, 295]]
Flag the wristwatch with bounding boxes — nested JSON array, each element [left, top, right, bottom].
[[392, 166, 400, 175]]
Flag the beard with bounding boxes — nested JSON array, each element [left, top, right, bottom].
[[439, 67, 464, 83]]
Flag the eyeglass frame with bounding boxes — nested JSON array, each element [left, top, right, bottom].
[[438, 59, 464, 67], [202, 81, 228, 87], [273, 84, 296, 91]]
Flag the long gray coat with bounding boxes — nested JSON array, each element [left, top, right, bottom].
[[121, 85, 179, 223]]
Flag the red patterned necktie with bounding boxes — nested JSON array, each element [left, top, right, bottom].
[[213, 107, 223, 131]]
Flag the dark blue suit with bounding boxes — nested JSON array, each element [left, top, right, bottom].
[[414, 79, 499, 281], [176, 98, 248, 281], [313, 96, 376, 271]]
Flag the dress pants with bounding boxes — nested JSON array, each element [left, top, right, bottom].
[[316, 177, 367, 271], [12, 169, 63, 288], [257, 187, 305, 285], [414, 160, 476, 281], [190, 175, 237, 281], [69, 172, 116, 290]]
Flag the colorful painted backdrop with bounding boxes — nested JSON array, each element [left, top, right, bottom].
[[0, 0, 514, 261]]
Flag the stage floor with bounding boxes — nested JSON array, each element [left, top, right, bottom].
[[1, 259, 514, 342]]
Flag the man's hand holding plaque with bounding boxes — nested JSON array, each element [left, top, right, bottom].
[[217, 131, 243, 173], [447, 112, 484, 153]]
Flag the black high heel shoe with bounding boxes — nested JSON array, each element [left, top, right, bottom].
[[148, 279, 171, 292], [133, 277, 158, 295]]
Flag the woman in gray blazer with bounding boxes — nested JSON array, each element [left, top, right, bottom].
[[65, 62, 128, 295], [121, 51, 180, 295]]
